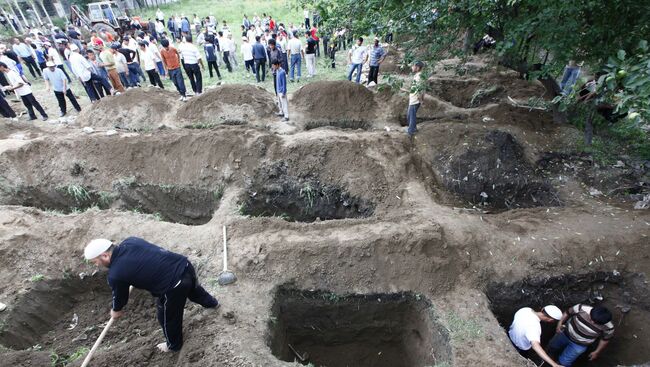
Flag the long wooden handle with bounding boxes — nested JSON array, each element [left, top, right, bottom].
[[80, 286, 133, 367], [222, 225, 228, 272]]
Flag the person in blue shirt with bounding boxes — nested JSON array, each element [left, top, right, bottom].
[[252, 35, 267, 83], [84, 237, 219, 353], [204, 34, 221, 79], [31, 43, 46, 70], [181, 17, 191, 39], [272, 59, 288, 121]]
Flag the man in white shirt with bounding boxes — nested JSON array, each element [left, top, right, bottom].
[[177, 36, 204, 95], [509, 305, 564, 367], [138, 42, 164, 88], [287, 32, 304, 82], [347, 37, 367, 83], [156, 8, 164, 22], [240, 37, 254, 77], [0, 61, 48, 120], [226, 34, 237, 68], [68, 44, 104, 101]]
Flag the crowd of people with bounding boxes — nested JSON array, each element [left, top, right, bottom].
[[0, 7, 421, 132]]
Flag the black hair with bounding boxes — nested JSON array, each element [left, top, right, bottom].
[[305, 31, 310, 36], [268, 39, 276, 46], [255, 35, 261, 42], [358, 37, 364, 43], [0, 62, 7, 69], [590, 306, 612, 325], [185, 36, 193, 43], [86, 49, 95, 54], [218, 31, 223, 36], [160, 39, 170, 47], [272, 60, 281, 66]]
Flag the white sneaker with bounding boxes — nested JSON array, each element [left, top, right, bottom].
[[179, 96, 186, 102]]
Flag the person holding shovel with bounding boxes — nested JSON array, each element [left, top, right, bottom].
[[84, 237, 219, 353]]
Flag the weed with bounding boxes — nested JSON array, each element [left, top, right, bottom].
[[151, 212, 164, 221], [213, 184, 225, 202], [269, 316, 278, 325], [29, 274, 45, 282], [113, 176, 137, 188], [97, 191, 116, 208], [445, 312, 483, 342], [469, 85, 500, 107], [321, 292, 341, 303], [50, 351, 60, 367], [58, 185, 90, 203], [299, 183, 316, 208], [67, 347, 89, 363]]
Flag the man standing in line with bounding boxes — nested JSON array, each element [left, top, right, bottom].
[[138, 42, 164, 88], [12, 38, 40, 78], [287, 32, 303, 83], [240, 36, 254, 77], [118, 41, 140, 88], [304, 31, 317, 78], [267, 39, 282, 93], [43, 61, 81, 116], [347, 37, 367, 84], [548, 304, 615, 366], [204, 35, 221, 79], [44, 41, 71, 82], [0, 62, 48, 121], [160, 39, 187, 101], [86, 49, 114, 98], [406, 61, 425, 137], [227, 34, 238, 69], [177, 36, 203, 96], [69, 44, 104, 101], [509, 305, 564, 367], [367, 37, 386, 85], [252, 35, 267, 83], [98, 44, 126, 94], [83, 237, 219, 353], [272, 60, 288, 121], [218, 31, 232, 72]]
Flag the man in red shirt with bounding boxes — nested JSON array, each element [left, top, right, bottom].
[[269, 16, 276, 32], [159, 39, 187, 101], [310, 25, 320, 57]]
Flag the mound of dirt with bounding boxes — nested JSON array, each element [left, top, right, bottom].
[[76, 88, 179, 130], [292, 81, 378, 122], [380, 49, 409, 75], [430, 129, 560, 209], [176, 84, 276, 124]]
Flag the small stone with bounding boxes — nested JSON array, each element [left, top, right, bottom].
[[82, 127, 94, 134], [105, 129, 118, 136], [0, 302, 6, 312]]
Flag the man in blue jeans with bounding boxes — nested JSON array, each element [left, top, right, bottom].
[[406, 61, 425, 137], [252, 36, 267, 82], [347, 37, 367, 83], [287, 32, 303, 82], [160, 39, 187, 101], [509, 305, 564, 367], [548, 304, 615, 366]]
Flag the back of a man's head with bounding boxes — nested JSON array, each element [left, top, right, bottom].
[[590, 306, 612, 325]]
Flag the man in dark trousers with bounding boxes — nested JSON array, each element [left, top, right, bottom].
[[84, 237, 219, 353], [252, 35, 267, 82]]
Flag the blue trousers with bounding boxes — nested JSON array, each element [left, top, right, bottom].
[[547, 332, 588, 366], [168, 68, 186, 97], [560, 66, 581, 95], [156, 61, 165, 76], [127, 63, 140, 86], [347, 63, 363, 83], [290, 54, 301, 81], [407, 103, 420, 135]]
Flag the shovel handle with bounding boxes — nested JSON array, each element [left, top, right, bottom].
[[222, 225, 228, 272], [80, 286, 133, 367]]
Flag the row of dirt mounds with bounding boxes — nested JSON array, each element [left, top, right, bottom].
[[292, 80, 378, 124], [76, 84, 278, 130]]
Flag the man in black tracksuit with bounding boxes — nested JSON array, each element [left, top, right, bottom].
[[84, 237, 219, 352]]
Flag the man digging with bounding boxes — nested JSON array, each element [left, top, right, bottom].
[[84, 237, 219, 353]]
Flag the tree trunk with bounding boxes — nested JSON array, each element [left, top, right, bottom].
[[1, 6, 18, 34], [584, 109, 595, 146], [463, 27, 474, 54], [28, 1, 41, 26], [37, 0, 52, 26], [13, 0, 28, 28]]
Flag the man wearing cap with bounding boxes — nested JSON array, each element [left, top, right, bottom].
[[84, 237, 219, 353], [68, 44, 109, 101], [509, 305, 565, 367], [44, 41, 71, 82], [548, 304, 615, 366], [43, 61, 81, 116]]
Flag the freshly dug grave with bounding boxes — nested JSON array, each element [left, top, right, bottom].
[[380, 48, 409, 75], [429, 78, 498, 108], [292, 81, 379, 123], [3, 180, 223, 225], [176, 84, 277, 125], [486, 272, 650, 367], [0, 275, 160, 367], [427, 129, 560, 210], [76, 88, 179, 130], [239, 162, 375, 222], [268, 287, 451, 367]]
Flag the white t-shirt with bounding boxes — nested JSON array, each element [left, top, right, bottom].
[[138, 47, 156, 70], [246, 30, 256, 43], [303, 10, 309, 18], [5, 69, 31, 96], [68, 52, 92, 82], [114, 52, 128, 73], [241, 42, 253, 61], [509, 307, 541, 351], [288, 38, 302, 54], [350, 45, 367, 64], [47, 47, 63, 65], [177, 42, 201, 64]]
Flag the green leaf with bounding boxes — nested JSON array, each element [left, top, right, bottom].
[[617, 50, 626, 60]]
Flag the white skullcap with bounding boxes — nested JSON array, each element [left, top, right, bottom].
[[84, 238, 112, 260], [544, 305, 562, 320]]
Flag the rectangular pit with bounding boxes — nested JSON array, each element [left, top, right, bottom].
[[267, 287, 451, 367]]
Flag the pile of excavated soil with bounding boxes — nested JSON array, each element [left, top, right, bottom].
[[292, 81, 378, 122], [380, 49, 409, 75], [176, 84, 276, 124], [76, 88, 179, 130]]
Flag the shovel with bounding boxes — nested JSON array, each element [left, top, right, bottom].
[[217, 225, 237, 285]]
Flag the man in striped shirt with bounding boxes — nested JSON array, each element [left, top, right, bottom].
[[549, 304, 614, 366]]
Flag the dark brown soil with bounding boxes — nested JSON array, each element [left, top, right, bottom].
[[292, 80, 378, 122], [176, 84, 277, 124], [268, 287, 451, 367]]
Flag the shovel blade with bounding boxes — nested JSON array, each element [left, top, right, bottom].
[[218, 271, 237, 286]]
